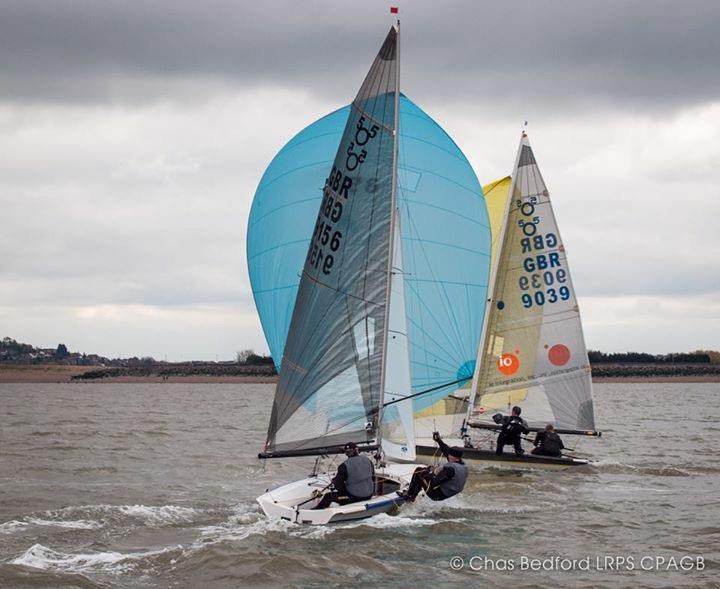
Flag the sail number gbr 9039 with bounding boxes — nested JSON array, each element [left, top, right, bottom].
[[515, 197, 571, 308], [308, 116, 380, 275]]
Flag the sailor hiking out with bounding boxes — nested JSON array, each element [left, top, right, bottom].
[[400, 433, 469, 502]]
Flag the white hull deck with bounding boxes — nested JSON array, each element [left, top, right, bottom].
[[256, 463, 420, 525]]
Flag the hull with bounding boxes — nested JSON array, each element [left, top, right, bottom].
[[415, 444, 590, 471], [256, 463, 419, 525]]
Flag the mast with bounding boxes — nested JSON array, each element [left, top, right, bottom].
[[462, 133, 525, 435], [377, 19, 401, 447]]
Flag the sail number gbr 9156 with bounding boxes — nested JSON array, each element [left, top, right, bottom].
[[515, 197, 571, 308], [307, 116, 380, 276]]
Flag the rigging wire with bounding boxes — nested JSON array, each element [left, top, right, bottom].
[[266, 376, 471, 457]]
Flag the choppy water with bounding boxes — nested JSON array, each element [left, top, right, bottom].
[[0, 382, 718, 588]]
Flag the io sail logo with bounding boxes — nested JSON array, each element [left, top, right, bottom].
[[496, 353, 520, 376]]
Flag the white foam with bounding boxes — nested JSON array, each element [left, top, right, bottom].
[[114, 505, 201, 524], [601, 484, 669, 494], [342, 512, 446, 529], [2, 504, 203, 538], [0, 517, 102, 533], [48, 504, 203, 526], [0, 520, 29, 534], [25, 517, 103, 530], [11, 543, 175, 575], [197, 514, 293, 543], [591, 459, 637, 469]]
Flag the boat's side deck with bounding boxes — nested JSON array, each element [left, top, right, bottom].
[[416, 444, 589, 470]]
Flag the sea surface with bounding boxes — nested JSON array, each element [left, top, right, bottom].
[[0, 382, 718, 589]]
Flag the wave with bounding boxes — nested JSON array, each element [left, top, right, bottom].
[[10, 543, 177, 575], [51, 504, 204, 525], [589, 459, 692, 477], [112, 504, 203, 524], [0, 517, 102, 534], [589, 458, 636, 471], [0, 504, 206, 535], [25, 518, 103, 530], [198, 513, 295, 543], [638, 466, 692, 477], [296, 512, 462, 540], [195, 502, 460, 543], [0, 520, 29, 534]]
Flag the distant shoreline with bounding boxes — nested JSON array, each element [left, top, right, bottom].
[[1, 365, 719, 384], [0, 365, 276, 384], [592, 376, 720, 383]]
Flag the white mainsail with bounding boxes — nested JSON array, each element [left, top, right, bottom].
[[466, 133, 596, 432], [381, 210, 417, 461]]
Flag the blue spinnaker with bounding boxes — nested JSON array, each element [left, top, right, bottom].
[[247, 95, 491, 410]]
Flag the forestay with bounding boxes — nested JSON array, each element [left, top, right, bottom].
[[264, 28, 399, 454], [468, 135, 596, 432]]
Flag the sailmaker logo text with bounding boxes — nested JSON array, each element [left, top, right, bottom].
[[449, 555, 706, 572]]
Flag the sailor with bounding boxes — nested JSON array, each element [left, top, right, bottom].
[[531, 424, 565, 457], [316, 442, 375, 509], [400, 432, 469, 502], [494, 405, 530, 456]]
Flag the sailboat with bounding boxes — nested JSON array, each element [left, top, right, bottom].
[[256, 23, 423, 524], [414, 133, 600, 470]]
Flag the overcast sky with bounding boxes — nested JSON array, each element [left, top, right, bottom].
[[1, 0, 718, 360]]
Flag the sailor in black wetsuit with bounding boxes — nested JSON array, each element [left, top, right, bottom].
[[401, 433, 469, 502], [531, 424, 565, 457], [316, 442, 375, 509], [494, 405, 530, 456]]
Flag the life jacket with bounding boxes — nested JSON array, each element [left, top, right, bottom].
[[504, 416, 527, 437], [539, 431, 563, 454], [344, 454, 374, 498], [437, 461, 469, 498]]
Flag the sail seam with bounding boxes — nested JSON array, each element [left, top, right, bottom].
[[350, 102, 394, 135]]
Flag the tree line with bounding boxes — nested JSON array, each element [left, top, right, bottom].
[[235, 349, 274, 366], [4, 336, 717, 367], [587, 350, 718, 364]]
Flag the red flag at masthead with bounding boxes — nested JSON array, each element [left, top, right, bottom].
[[390, 6, 399, 14]]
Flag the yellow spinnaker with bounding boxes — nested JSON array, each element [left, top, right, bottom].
[[483, 176, 512, 267]]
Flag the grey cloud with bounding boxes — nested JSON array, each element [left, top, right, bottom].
[[2, 1, 718, 359], [1, 1, 718, 109]]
